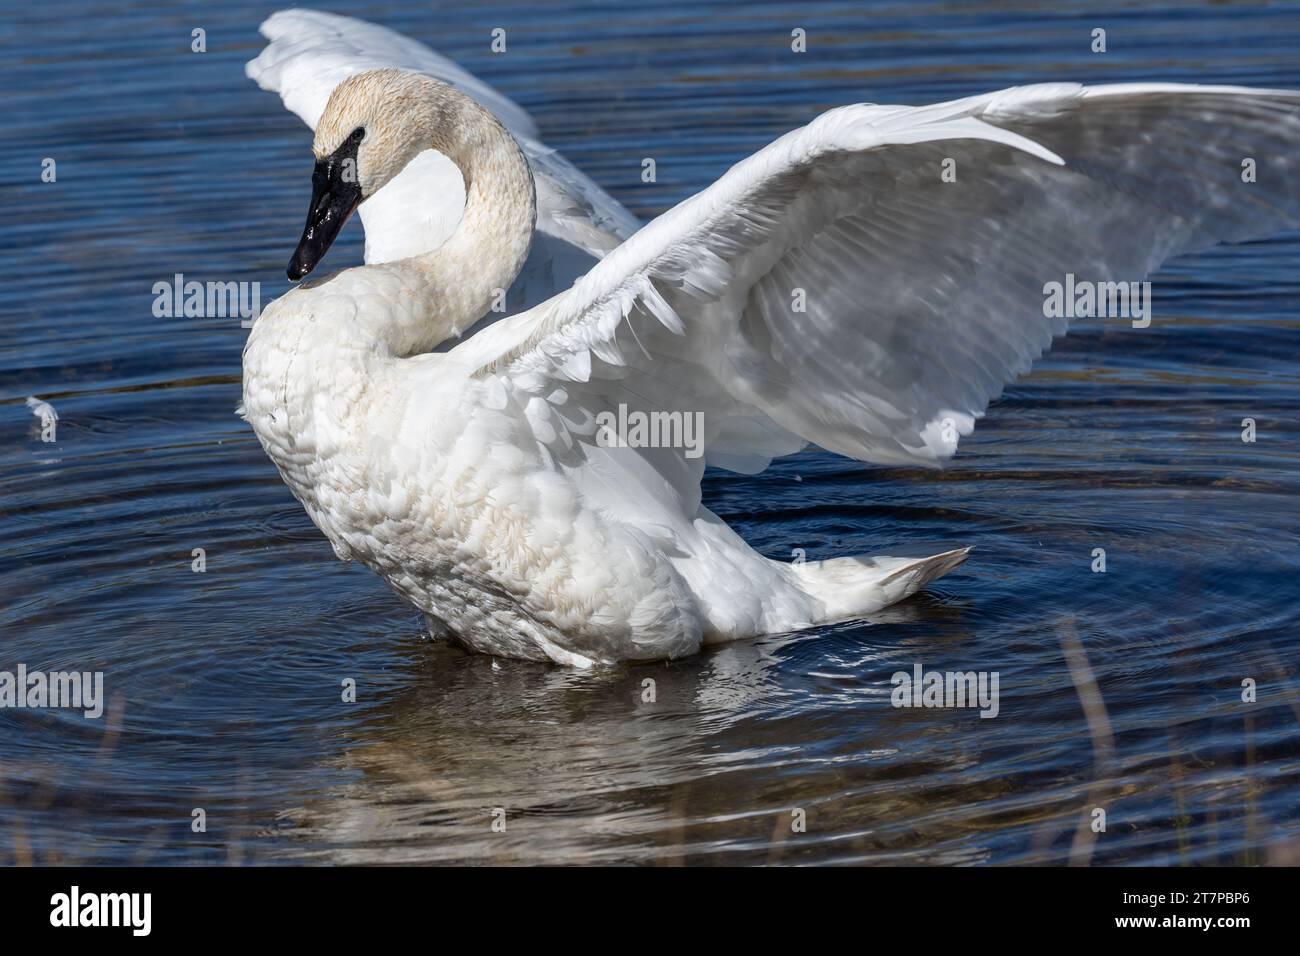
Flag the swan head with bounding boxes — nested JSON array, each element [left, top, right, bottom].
[[288, 69, 463, 281]]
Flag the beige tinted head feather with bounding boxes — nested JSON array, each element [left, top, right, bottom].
[[287, 69, 480, 280], [314, 68, 466, 199], [287, 67, 533, 288]]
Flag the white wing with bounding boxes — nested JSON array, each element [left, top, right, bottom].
[[453, 83, 1300, 491], [246, 8, 639, 274]]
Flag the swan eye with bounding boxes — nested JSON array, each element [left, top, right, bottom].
[[349, 127, 365, 143]]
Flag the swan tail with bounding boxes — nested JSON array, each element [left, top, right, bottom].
[[788, 547, 970, 624]]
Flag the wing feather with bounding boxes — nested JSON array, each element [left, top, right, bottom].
[[456, 83, 1300, 471]]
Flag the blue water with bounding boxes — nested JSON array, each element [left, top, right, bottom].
[[2, 0, 1299, 864]]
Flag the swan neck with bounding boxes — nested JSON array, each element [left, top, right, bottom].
[[396, 92, 536, 355]]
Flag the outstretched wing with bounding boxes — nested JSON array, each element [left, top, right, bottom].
[[246, 8, 639, 266], [452, 83, 1300, 491]]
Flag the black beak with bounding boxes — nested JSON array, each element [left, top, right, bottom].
[[287, 152, 363, 281]]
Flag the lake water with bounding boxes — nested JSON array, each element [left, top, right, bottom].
[[3, 0, 1299, 865]]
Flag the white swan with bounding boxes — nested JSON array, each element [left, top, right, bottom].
[[243, 11, 1300, 665]]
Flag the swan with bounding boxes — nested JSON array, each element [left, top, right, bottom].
[[242, 11, 1300, 666]]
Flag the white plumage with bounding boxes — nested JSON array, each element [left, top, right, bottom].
[[242, 10, 1300, 665]]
